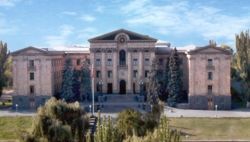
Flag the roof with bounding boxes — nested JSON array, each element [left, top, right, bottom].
[[88, 28, 157, 42], [188, 45, 232, 55]]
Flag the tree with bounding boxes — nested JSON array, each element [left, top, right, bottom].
[[167, 48, 182, 106], [146, 58, 160, 106], [80, 60, 91, 102], [235, 30, 250, 101], [0, 41, 9, 97], [61, 58, 74, 102], [20, 98, 89, 142], [72, 70, 81, 101]]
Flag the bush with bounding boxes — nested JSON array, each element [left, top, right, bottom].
[[20, 98, 89, 142]]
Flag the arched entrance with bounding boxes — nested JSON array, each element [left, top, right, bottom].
[[119, 80, 126, 94], [119, 50, 126, 66]]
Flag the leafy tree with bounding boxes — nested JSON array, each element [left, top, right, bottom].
[[235, 30, 250, 101], [61, 58, 74, 102], [0, 41, 10, 97], [20, 98, 89, 142], [80, 60, 91, 101], [146, 58, 160, 106], [167, 48, 182, 106]]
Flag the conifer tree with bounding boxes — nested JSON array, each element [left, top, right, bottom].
[[80, 60, 91, 101], [61, 58, 74, 102], [0, 41, 9, 97], [72, 70, 80, 101], [167, 48, 182, 106]]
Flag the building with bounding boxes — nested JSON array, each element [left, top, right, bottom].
[[12, 29, 231, 110]]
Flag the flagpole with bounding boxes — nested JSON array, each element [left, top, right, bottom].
[[91, 64, 95, 115]]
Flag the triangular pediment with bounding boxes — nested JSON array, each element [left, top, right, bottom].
[[88, 29, 157, 42], [188, 45, 231, 55], [11, 46, 48, 56]]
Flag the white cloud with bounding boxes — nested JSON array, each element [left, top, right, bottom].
[[45, 25, 74, 47], [80, 14, 96, 22], [77, 27, 97, 39], [122, 0, 250, 45], [0, 0, 21, 7], [62, 11, 77, 16], [0, 13, 17, 34], [95, 5, 104, 13]]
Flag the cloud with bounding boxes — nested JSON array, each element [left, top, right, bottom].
[[44, 25, 74, 47], [61, 11, 77, 16], [80, 14, 96, 22], [122, 0, 250, 45], [0, 13, 17, 34], [0, 0, 21, 7], [76, 27, 97, 40], [95, 5, 104, 13]]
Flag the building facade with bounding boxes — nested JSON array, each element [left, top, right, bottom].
[[12, 29, 231, 110]]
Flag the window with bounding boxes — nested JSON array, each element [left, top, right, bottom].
[[119, 50, 126, 65], [208, 59, 213, 66], [133, 70, 138, 78], [96, 59, 101, 66], [108, 71, 112, 78], [96, 71, 101, 78], [208, 72, 213, 80], [30, 72, 34, 80], [145, 58, 150, 65], [30, 85, 35, 94], [159, 58, 163, 65], [107, 59, 112, 66], [208, 85, 213, 94], [76, 59, 81, 66], [133, 59, 138, 65], [29, 60, 34, 67], [145, 70, 149, 78]]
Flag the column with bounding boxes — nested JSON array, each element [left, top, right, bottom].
[[101, 51, 107, 93], [112, 50, 118, 93], [139, 51, 144, 80], [127, 51, 132, 94]]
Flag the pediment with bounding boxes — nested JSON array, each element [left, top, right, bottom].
[[88, 29, 157, 42], [188, 46, 231, 55], [11, 47, 48, 56]]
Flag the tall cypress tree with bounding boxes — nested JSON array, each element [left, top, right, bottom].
[[0, 41, 9, 97], [72, 70, 80, 101], [167, 48, 182, 106], [147, 58, 160, 105], [80, 60, 91, 102], [61, 58, 74, 102]]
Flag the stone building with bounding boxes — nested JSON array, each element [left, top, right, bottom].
[[12, 29, 231, 109]]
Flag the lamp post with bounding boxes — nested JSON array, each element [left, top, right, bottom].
[[139, 80, 144, 96], [215, 104, 218, 118], [99, 80, 103, 95], [15, 104, 18, 117]]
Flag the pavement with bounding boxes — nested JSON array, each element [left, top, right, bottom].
[[1, 106, 250, 118]]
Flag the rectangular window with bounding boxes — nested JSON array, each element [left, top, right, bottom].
[[29, 60, 34, 67], [145, 70, 149, 78], [133, 70, 138, 78], [208, 85, 213, 94], [30, 72, 34, 80], [133, 59, 138, 65], [108, 71, 112, 78], [159, 58, 163, 65], [30, 85, 35, 94], [96, 59, 101, 66], [145, 58, 150, 65], [208, 72, 213, 80], [76, 59, 81, 66], [96, 71, 101, 78], [208, 59, 213, 66], [107, 59, 112, 66]]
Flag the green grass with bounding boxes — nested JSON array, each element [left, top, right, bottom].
[[0, 116, 250, 141], [170, 117, 250, 140], [0, 116, 32, 141]]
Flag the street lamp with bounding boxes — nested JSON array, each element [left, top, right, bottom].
[[99, 80, 103, 95], [139, 80, 144, 96], [15, 104, 18, 117]]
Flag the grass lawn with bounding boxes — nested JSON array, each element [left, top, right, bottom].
[[0, 116, 250, 141], [170, 117, 250, 140]]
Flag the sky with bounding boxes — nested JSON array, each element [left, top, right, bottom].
[[1, 0, 250, 51]]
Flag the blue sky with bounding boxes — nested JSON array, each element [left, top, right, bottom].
[[1, 0, 250, 51]]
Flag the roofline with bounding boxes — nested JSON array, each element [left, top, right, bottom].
[[188, 45, 232, 55]]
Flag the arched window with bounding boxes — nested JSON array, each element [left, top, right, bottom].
[[119, 50, 126, 65]]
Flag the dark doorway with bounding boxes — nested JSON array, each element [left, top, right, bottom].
[[119, 50, 126, 65], [119, 80, 126, 94], [107, 83, 113, 94]]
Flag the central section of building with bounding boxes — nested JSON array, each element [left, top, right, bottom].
[[89, 29, 157, 95]]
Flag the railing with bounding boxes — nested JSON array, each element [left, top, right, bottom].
[[206, 65, 215, 70], [118, 64, 128, 69], [28, 66, 36, 71]]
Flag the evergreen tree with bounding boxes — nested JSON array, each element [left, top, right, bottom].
[[147, 58, 160, 105], [167, 48, 182, 106], [72, 70, 80, 101], [61, 58, 74, 102], [235, 30, 250, 101], [80, 60, 91, 101], [0, 41, 9, 97]]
